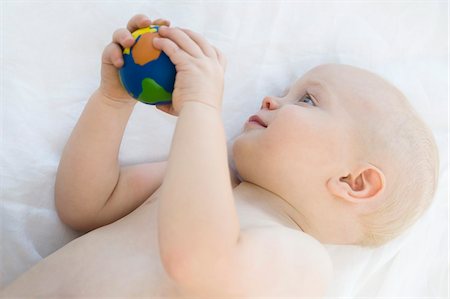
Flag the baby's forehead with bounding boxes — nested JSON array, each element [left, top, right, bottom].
[[293, 64, 404, 109], [296, 64, 389, 91], [292, 64, 412, 135]]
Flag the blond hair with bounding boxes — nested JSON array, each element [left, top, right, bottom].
[[357, 95, 440, 247]]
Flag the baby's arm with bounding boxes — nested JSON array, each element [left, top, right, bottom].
[[153, 27, 332, 297], [54, 15, 169, 232], [152, 26, 238, 273]]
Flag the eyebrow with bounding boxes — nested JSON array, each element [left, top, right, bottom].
[[306, 80, 328, 93], [302, 80, 331, 105]]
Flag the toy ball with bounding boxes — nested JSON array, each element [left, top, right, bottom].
[[119, 25, 176, 105]]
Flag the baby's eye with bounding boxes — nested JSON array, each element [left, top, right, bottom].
[[298, 93, 316, 106]]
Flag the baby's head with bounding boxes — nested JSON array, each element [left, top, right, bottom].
[[232, 64, 439, 247]]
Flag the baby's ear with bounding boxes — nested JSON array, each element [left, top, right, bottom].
[[326, 163, 386, 204]]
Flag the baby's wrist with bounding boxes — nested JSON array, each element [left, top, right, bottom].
[[94, 89, 138, 109], [180, 99, 222, 113], [180, 101, 220, 116]]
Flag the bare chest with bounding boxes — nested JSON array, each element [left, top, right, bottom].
[[15, 187, 286, 298], [10, 190, 179, 297]]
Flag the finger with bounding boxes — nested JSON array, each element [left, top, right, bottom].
[[178, 28, 216, 58], [152, 18, 171, 26], [112, 28, 135, 49], [158, 26, 204, 58], [102, 42, 124, 68], [152, 36, 191, 65], [127, 14, 151, 33], [214, 46, 227, 70]]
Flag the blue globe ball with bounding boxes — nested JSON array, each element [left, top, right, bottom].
[[119, 25, 176, 105]]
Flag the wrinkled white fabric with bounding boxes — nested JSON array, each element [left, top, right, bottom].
[[1, 2, 448, 296]]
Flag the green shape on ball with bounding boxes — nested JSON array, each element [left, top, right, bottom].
[[138, 78, 172, 104]]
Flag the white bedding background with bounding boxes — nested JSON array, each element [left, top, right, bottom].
[[1, 1, 448, 297]]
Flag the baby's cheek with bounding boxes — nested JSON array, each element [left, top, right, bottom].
[[276, 109, 320, 145], [277, 109, 341, 164]]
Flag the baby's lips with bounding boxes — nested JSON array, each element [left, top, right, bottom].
[[248, 115, 268, 128]]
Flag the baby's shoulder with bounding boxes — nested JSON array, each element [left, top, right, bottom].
[[254, 225, 331, 264], [235, 225, 333, 296]]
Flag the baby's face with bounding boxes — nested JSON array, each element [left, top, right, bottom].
[[233, 64, 398, 243]]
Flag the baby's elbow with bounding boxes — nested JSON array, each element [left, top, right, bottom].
[[58, 212, 95, 233], [159, 248, 213, 292], [54, 195, 98, 233]]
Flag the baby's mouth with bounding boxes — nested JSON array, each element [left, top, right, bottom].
[[247, 115, 267, 128]]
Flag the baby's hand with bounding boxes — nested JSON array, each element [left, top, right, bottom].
[[152, 26, 227, 115], [99, 14, 171, 105]]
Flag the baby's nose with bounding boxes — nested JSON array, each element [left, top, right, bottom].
[[260, 96, 280, 110]]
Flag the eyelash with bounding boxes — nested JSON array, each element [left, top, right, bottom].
[[298, 93, 316, 106]]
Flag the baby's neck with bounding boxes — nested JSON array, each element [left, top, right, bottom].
[[233, 181, 307, 232]]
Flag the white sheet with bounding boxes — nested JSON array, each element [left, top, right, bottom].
[[1, 1, 448, 296]]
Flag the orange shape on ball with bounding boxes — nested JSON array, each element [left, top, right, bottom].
[[132, 32, 161, 66]]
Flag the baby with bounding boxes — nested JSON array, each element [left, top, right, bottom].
[[1, 14, 439, 298]]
